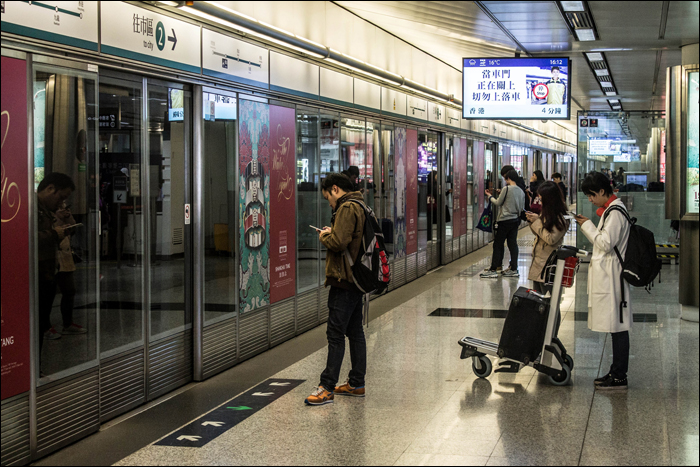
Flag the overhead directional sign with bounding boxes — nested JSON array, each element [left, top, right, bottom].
[[0, 1, 98, 51], [202, 28, 269, 88], [155, 379, 305, 448], [100, 2, 200, 73]]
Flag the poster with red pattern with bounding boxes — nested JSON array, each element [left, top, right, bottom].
[[1, 56, 30, 400], [269, 105, 296, 303], [460, 138, 468, 236], [406, 129, 418, 255]]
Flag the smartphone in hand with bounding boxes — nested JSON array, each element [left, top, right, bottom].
[[62, 223, 83, 230], [309, 225, 323, 232]]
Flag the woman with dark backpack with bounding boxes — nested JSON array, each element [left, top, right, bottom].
[[575, 172, 631, 391]]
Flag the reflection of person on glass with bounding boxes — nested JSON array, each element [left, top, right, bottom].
[[37, 173, 75, 353], [546, 66, 566, 105], [53, 201, 87, 335]]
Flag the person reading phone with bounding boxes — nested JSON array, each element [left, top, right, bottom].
[[305, 173, 367, 406]]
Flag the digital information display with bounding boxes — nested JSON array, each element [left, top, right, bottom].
[[589, 138, 622, 156], [462, 57, 571, 120]]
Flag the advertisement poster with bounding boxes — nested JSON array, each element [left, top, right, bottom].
[[453, 138, 461, 238], [460, 138, 468, 236], [660, 131, 666, 183], [687, 71, 699, 214], [463, 57, 570, 120], [239, 100, 270, 312], [269, 105, 296, 303], [475, 141, 486, 224], [394, 128, 407, 258], [406, 129, 418, 255], [1, 57, 30, 400]]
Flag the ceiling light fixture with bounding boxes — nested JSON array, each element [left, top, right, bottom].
[[560, 1, 585, 11], [586, 52, 604, 62], [575, 28, 596, 41], [594, 69, 609, 77], [605, 91, 617, 96]]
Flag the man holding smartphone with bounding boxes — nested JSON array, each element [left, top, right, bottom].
[[305, 173, 367, 406]]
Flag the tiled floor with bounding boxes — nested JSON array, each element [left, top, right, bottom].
[[67, 230, 700, 466]]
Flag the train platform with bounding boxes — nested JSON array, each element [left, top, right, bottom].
[[35, 229, 699, 467]]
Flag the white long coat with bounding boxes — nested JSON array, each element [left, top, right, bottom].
[[580, 199, 632, 333]]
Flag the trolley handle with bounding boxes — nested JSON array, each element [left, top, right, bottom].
[[558, 245, 589, 260]]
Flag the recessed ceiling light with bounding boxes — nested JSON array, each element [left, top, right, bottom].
[[586, 53, 604, 62], [606, 91, 617, 96], [601, 82, 614, 89], [561, 1, 585, 11], [609, 99, 619, 104], [595, 69, 609, 76], [575, 28, 596, 41]]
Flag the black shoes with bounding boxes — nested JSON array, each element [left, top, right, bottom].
[[594, 373, 612, 386], [596, 376, 628, 390]]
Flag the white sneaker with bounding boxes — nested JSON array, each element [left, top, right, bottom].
[[62, 323, 87, 335], [44, 327, 61, 340], [480, 270, 500, 278], [502, 269, 520, 277]]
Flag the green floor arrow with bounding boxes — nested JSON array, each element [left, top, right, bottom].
[[226, 406, 252, 411]]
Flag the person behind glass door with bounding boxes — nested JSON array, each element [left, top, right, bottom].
[[480, 169, 525, 278], [53, 201, 87, 336], [36, 173, 75, 356], [528, 170, 545, 214], [575, 171, 632, 390]]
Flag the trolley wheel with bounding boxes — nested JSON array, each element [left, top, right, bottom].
[[562, 354, 574, 370], [548, 363, 571, 386], [472, 356, 493, 378]]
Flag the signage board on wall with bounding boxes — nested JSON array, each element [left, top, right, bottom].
[[381, 87, 407, 117], [406, 129, 418, 255], [428, 102, 446, 125], [407, 96, 427, 121], [101, 2, 201, 73], [269, 105, 297, 303], [0, 1, 98, 51], [1, 57, 31, 401], [446, 108, 461, 129], [463, 57, 571, 120], [687, 71, 699, 215], [202, 28, 269, 89]]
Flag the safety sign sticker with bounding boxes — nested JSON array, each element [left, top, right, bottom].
[[155, 378, 305, 447]]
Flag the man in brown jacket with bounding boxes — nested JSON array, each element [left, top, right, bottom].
[[305, 173, 367, 406]]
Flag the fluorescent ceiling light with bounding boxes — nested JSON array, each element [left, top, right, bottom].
[[591, 48, 632, 52], [586, 53, 604, 62], [601, 82, 614, 89], [608, 99, 619, 104], [605, 91, 617, 96], [575, 28, 596, 41], [561, 1, 585, 12], [594, 69, 609, 76]]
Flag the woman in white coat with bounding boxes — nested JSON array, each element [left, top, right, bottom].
[[575, 172, 631, 390]]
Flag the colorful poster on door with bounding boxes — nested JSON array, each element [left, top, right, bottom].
[[394, 128, 407, 258], [460, 138, 468, 236], [239, 100, 270, 312], [687, 71, 699, 215], [453, 138, 461, 238], [1, 56, 30, 400], [269, 105, 296, 303], [406, 129, 418, 255]]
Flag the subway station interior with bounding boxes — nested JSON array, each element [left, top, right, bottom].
[[1, 1, 698, 466]]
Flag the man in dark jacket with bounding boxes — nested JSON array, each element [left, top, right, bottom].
[[305, 173, 367, 406], [36, 173, 75, 350]]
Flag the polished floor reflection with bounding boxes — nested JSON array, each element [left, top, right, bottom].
[[77, 228, 700, 466]]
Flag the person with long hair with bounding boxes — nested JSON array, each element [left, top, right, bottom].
[[525, 181, 570, 295], [528, 170, 545, 214]]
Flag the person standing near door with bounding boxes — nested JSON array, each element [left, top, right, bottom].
[[305, 173, 367, 406], [480, 169, 525, 278]]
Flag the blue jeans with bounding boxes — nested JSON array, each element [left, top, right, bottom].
[[319, 287, 366, 392]]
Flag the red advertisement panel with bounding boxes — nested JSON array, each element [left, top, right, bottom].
[[460, 138, 468, 236], [1, 56, 30, 400], [406, 129, 418, 255], [269, 105, 296, 303], [453, 138, 461, 238]]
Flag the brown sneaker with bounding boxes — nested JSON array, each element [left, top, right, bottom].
[[334, 381, 365, 397], [304, 386, 334, 406]]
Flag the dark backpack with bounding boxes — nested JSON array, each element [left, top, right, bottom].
[[343, 199, 391, 296], [602, 205, 662, 321]]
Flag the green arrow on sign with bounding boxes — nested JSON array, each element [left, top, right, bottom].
[[226, 406, 252, 411]]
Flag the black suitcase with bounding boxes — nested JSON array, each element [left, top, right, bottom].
[[497, 287, 550, 365], [381, 218, 394, 244]]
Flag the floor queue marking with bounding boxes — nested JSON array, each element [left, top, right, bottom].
[[156, 379, 305, 448]]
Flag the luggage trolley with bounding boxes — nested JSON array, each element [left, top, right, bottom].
[[458, 245, 588, 385]]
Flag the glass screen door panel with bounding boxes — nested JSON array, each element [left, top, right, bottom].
[[319, 113, 340, 285], [33, 64, 98, 381], [296, 109, 319, 293], [202, 91, 238, 325], [445, 135, 454, 242], [381, 123, 394, 255], [147, 82, 192, 340], [98, 73, 145, 357]]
